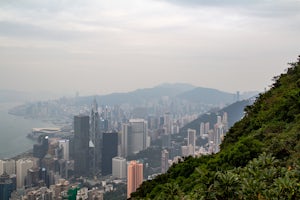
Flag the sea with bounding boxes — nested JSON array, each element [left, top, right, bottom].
[[0, 102, 54, 159]]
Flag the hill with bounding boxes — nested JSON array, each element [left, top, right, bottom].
[[180, 99, 254, 137], [177, 87, 236, 105], [75, 83, 243, 107], [131, 56, 300, 199]]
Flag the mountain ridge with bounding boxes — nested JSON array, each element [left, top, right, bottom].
[[131, 56, 300, 199]]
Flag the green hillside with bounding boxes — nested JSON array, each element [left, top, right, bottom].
[[131, 56, 300, 200]]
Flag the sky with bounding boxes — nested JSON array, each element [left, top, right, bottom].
[[0, 0, 299, 96]]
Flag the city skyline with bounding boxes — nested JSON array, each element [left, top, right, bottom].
[[0, 0, 299, 96]]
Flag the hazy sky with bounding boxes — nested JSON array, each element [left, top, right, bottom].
[[0, 0, 299, 96]]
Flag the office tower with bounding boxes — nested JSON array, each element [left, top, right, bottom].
[[101, 132, 118, 176], [204, 122, 210, 134], [127, 160, 143, 199], [16, 159, 34, 189], [0, 160, 15, 175], [33, 135, 49, 160], [94, 131, 103, 172], [112, 157, 126, 179], [25, 167, 40, 188], [127, 119, 148, 156], [74, 115, 90, 177], [163, 112, 172, 134], [161, 149, 169, 173], [90, 99, 101, 176], [222, 112, 229, 132], [39, 168, 50, 187], [0, 172, 13, 200], [121, 123, 129, 158], [200, 122, 205, 137], [58, 139, 70, 161], [187, 129, 196, 156]]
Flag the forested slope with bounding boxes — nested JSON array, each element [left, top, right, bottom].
[[131, 56, 300, 199]]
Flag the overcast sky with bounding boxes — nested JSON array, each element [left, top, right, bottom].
[[0, 0, 299, 96]]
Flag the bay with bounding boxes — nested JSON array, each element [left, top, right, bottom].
[[0, 102, 55, 159]]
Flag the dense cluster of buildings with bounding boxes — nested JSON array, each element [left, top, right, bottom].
[[0, 97, 230, 199]]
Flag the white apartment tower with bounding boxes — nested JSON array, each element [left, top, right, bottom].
[[59, 139, 69, 161], [161, 149, 169, 173], [187, 129, 196, 156], [16, 158, 34, 189], [0, 159, 16, 175]]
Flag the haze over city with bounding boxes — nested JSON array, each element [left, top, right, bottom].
[[0, 0, 299, 96]]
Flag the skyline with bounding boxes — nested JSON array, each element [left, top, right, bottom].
[[0, 0, 299, 96]]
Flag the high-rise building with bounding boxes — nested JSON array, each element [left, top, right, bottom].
[[74, 115, 90, 177], [187, 129, 196, 156], [58, 139, 69, 161], [0, 172, 13, 200], [33, 135, 49, 160], [163, 112, 172, 135], [222, 112, 229, 132], [200, 122, 205, 138], [90, 99, 101, 176], [127, 119, 148, 156], [127, 160, 143, 199], [213, 123, 224, 153], [121, 123, 129, 157], [101, 132, 118, 176], [204, 122, 210, 134], [112, 157, 126, 179], [25, 167, 40, 188], [0, 160, 15, 176], [16, 159, 34, 189], [161, 149, 169, 173]]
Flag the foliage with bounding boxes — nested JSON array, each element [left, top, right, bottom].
[[131, 56, 300, 199]]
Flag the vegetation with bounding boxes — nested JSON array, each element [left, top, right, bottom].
[[131, 56, 300, 199]]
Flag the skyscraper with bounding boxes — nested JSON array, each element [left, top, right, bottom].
[[58, 139, 69, 161], [74, 115, 90, 177], [187, 129, 196, 156], [161, 149, 169, 173], [200, 122, 205, 138], [0, 172, 13, 200], [16, 159, 34, 189], [121, 123, 129, 157], [163, 112, 172, 135], [101, 132, 118, 176], [112, 157, 127, 179], [127, 119, 148, 156], [90, 99, 101, 176], [127, 160, 143, 199]]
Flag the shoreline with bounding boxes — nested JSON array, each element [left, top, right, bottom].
[[10, 149, 33, 160]]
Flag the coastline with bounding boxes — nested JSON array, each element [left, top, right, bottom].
[[10, 149, 33, 160], [0, 102, 53, 160]]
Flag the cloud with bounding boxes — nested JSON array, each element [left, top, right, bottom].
[[0, 0, 299, 95], [158, 0, 300, 18]]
